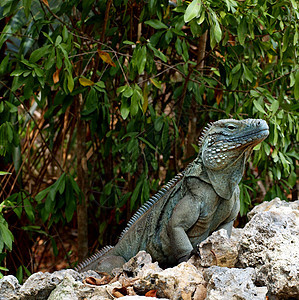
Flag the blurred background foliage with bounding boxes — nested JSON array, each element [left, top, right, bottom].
[[0, 0, 297, 281]]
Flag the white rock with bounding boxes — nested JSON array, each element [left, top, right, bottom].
[[0, 275, 21, 300], [192, 228, 238, 268], [134, 262, 206, 300], [204, 266, 267, 300], [238, 198, 299, 298]]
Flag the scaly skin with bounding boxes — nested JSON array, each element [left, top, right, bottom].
[[75, 118, 269, 273]]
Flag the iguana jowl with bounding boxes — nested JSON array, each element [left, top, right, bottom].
[[76, 118, 269, 273]]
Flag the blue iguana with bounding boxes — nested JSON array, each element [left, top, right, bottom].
[[75, 118, 269, 273]]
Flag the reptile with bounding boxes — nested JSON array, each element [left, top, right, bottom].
[[75, 118, 269, 273]]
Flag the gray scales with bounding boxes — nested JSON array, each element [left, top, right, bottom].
[[75, 118, 269, 273]]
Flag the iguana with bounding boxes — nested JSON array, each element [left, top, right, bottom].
[[75, 118, 269, 273]]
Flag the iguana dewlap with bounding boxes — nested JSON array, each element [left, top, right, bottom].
[[75, 118, 269, 273]]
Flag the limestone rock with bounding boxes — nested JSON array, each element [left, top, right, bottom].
[[48, 273, 121, 300], [118, 297, 168, 300], [133, 262, 206, 300], [0, 275, 21, 300], [122, 251, 162, 278], [190, 228, 238, 268], [19, 269, 82, 299], [204, 266, 268, 300], [238, 198, 299, 299]]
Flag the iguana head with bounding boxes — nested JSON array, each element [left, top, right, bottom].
[[200, 119, 269, 170], [198, 119, 269, 199]]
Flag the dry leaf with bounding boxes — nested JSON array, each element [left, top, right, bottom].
[[79, 77, 94, 87], [84, 275, 112, 286], [112, 287, 128, 298], [53, 68, 60, 84], [97, 49, 116, 67], [216, 89, 223, 105], [42, 0, 49, 6], [145, 289, 157, 297]]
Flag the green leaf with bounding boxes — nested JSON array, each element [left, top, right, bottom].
[[237, 18, 247, 46], [130, 90, 139, 116], [123, 86, 133, 98], [23, 0, 32, 18], [290, 0, 298, 9], [184, 0, 201, 23], [130, 180, 142, 210], [282, 27, 290, 53], [147, 43, 167, 63], [253, 100, 267, 115], [11, 70, 25, 76], [123, 40, 135, 45], [138, 137, 157, 152], [0, 171, 11, 175], [150, 78, 162, 89], [51, 238, 58, 257], [243, 64, 253, 83], [137, 46, 147, 75], [16, 266, 23, 284], [29, 45, 51, 63], [55, 35, 62, 46], [121, 100, 130, 120], [0, 55, 10, 75], [0, 222, 13, 250], [232, 63, 241, 74], [144, 20, 168, 30], [67, 73, 74, 93], [24, 197, 35, 222], [154, 116, 164, 132], [294, 70, 299, 100], [270, 100, 279, 115], [213, 19, 222, 43]]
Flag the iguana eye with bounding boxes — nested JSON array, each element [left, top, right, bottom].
[[227, 124, 236, 130]]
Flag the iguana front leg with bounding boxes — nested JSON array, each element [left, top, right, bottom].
[[167, 196, 201, 262]]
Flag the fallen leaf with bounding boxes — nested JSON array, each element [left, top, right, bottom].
[[112, 287, 128, 298], [84, 275, 113, 286], [53, 68, 61, 84], [145, 289, 157, 297], [79, 77, 94, 86], [97, 49, 116, 67]]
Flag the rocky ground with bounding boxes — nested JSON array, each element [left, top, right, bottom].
[[0, 197, 298, 300]]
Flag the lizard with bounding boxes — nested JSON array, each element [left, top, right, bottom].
[[75, 118, 269, 273]]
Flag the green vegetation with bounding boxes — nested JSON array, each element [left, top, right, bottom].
[[0, 0, 297, 279]]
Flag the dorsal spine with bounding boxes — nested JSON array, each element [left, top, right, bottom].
[[118, 172, 185, 241]]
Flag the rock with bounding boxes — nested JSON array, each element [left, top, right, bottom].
[[133, 262, 206, 300], [204, 266, 268, 300], [122, 251, 162, 278], [48, 273, 122, 300], [0, 275, 21, 300], [19, 269, 82, 299], [190, 228, 238, 268], [247, 197, 299, 221], [118, 297, 168, 300], [47, 274, 80, 300], [122, 251, 162, 279], [238, 198, 299, 299]]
